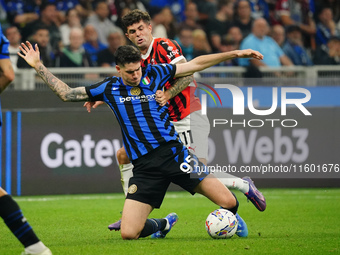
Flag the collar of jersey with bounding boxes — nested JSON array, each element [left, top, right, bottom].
[[141, 37, 155, 60]]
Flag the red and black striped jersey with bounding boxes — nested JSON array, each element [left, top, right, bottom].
[[140, 38, 201, 122]]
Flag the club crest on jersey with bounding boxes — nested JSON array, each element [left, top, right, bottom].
[[130, 87, 141, 95], [142, 76, 150, 85]]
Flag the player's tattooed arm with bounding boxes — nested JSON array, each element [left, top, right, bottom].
[[167, 74, 193, 98], [156, 59, 193, 106], [18, 41, 89, 102], [36, 65, 88, 102]]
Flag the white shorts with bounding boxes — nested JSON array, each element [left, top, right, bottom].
[[172, 110, 210, 159]]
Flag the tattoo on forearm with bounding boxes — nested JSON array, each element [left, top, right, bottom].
[[37, 65, 88, 101], [168, 75, 193, 99]]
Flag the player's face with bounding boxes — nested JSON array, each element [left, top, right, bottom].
[[116, 62, 142, 87], [125, 20, 153, 53]]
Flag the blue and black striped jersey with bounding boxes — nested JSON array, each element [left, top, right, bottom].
[[85, 63, 178, 161]]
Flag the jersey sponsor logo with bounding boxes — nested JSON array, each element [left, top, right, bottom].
[[112, 87, 119, 91], [128, 184, 138, 194], [119, 94, 156, 103], [130, 87, 141, 95], [167, 49, 179, 60]]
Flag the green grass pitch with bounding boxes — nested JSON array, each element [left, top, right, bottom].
[[1, 188, 339, 255]]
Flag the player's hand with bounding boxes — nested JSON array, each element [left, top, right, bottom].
[[83, 101, 104, 113], [156, 90, 170, 106], [17, 41, 41, 68], [237, 49, 263, 60]]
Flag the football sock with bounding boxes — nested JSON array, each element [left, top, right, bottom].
[[139, 218, 167, 238], [0, 195, 40, 247], [220, 177, 249, 194], [223, 192, 239, 215], [119, 163, 134, 196], [24, 241, 48, 254]]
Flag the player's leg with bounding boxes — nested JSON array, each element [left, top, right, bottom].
[[194, 175, 238, 212], [0, 187, 52, 255], [121, 153, 179, 240], [0, 38, 15, 93], [193, 175, 248, 237], [108, 147, 133, 231], [190, 111, 266, 211], [120, 199, 177, 239], [117, 147, 134, 196]]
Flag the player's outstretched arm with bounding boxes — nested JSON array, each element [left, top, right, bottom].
[[174, 49, 263, 78], [18, 41, 89, 102]]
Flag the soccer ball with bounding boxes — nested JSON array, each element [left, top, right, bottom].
[[205, 209, 238, 239]]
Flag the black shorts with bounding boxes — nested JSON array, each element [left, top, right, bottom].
[[126, 140, 208, 208]]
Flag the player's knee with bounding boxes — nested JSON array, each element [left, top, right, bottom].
[[121, 229, 140, 240], [117, 148, 130, 165]]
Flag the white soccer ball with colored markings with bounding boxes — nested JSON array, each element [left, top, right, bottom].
[[205, 209, 238, 239]]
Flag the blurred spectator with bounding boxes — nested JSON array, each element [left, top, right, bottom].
[[249, 0, 270, 21], [179, 2, 202, 31], [270, 24, 286, 47], [21, 2, 62, 52], [52, 0, 80, 13], [148, 0, 186, 23], [4, 0, 40, 29], [59, 8, 82, 47], [17, 25, 55, 68], [85, 1, 121, 46], [219, 37, 239, 66], [239, 18, 293, 67], [283, 25, 313, 65], [206, 0, 234, 52], [227, 26, 243, 48], [115, 0, 147, 23], [150, 7, 168, 38], [83, 24, 108, 66], [315, 7, 340, 46], [76, 0, 94, 23], [58, 27, 93, 67], [313, 36, 340, 65], [192, 29, 212, 58], [193, 0, 218, 24], [97, 30, 126, 67], [5, 26, 21, 71], [159, 7, 178, 39], [232, 0, 254, 38], [176, 26, 194, 60], [274, 0, 316, 48], [315, 0, 340, 23]]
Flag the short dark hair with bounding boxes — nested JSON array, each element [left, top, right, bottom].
[[114, 45, 141, 66], [121, 9, 151, 32]]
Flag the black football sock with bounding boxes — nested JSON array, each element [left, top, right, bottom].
[[0, 195, 40, 247], [139, 218, 167, 238]]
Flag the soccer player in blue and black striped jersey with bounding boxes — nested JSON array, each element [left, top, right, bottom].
[[0, 25, 52, 255], [18, 41, 263, 240]]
